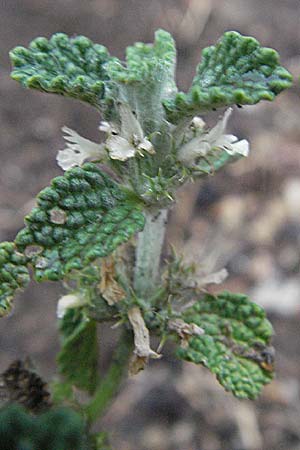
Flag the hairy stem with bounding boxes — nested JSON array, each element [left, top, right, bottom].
[[84, 328, 133, 425], [134, 208, 168, 298]]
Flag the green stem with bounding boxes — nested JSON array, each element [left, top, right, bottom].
[[84, 328, 133, 425], [85, 191, 168, 427]]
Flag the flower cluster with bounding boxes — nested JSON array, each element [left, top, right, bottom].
[[56, 105, 249, 172]]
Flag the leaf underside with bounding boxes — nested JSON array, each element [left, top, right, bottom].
[[57, 308, 99, 394], [0, 242, 30, 317], [176, 291, 274, 399], [164, 31, 293, 123], [10, 33, 115, 109], [15, 164, 145, 282]]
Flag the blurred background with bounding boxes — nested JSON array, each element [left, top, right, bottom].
[[1, 0, 300, 449]]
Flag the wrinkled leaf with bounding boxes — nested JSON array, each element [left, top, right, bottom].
[[0, 403, 87, 450], [176, 291, 274, 399], [0, 242, 30, 317], [15, 164, 145, 282], [57, 308, 99, 394], [164, 31, 292, 123], [10, 33, 117, 113]]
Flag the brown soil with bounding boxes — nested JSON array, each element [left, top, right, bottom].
[[1, 1, 300, 449]]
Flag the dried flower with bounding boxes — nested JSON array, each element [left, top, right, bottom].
[[128, 306, 161, 375]]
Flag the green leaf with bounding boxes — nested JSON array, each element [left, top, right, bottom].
[[0, 403, 87, 450], [15, 164, 145, 282], [164, 31, 293, 123], [57, 308, 99, 394], [176, 291, 274, 399], [90, 432, 111, 450], [107, 29, 177, 133], [0, 242, 30, 317], [10, 33, 117, 111]]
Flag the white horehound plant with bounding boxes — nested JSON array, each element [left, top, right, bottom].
[[0, 30, 292, 448]]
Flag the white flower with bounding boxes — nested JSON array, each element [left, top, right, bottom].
[[101, 104, 155, 161], [57, 127, 105, 171], [56, 293, 88, 319], [99, 121, 118, 134], [178, 108, 249, 167], [191, 116, 205, 130], [106, 134, 137, 161]]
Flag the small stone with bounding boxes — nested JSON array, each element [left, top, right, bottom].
[[217, 195, 247, 231], [170, 421, 194, 447], [49, 208, 67, 224], [35, 257, 49, 269], [24, 245, 43, 258], [282, 178, 300, 221], [251, 277, 300, 314], [142, 425, 169, 450]]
